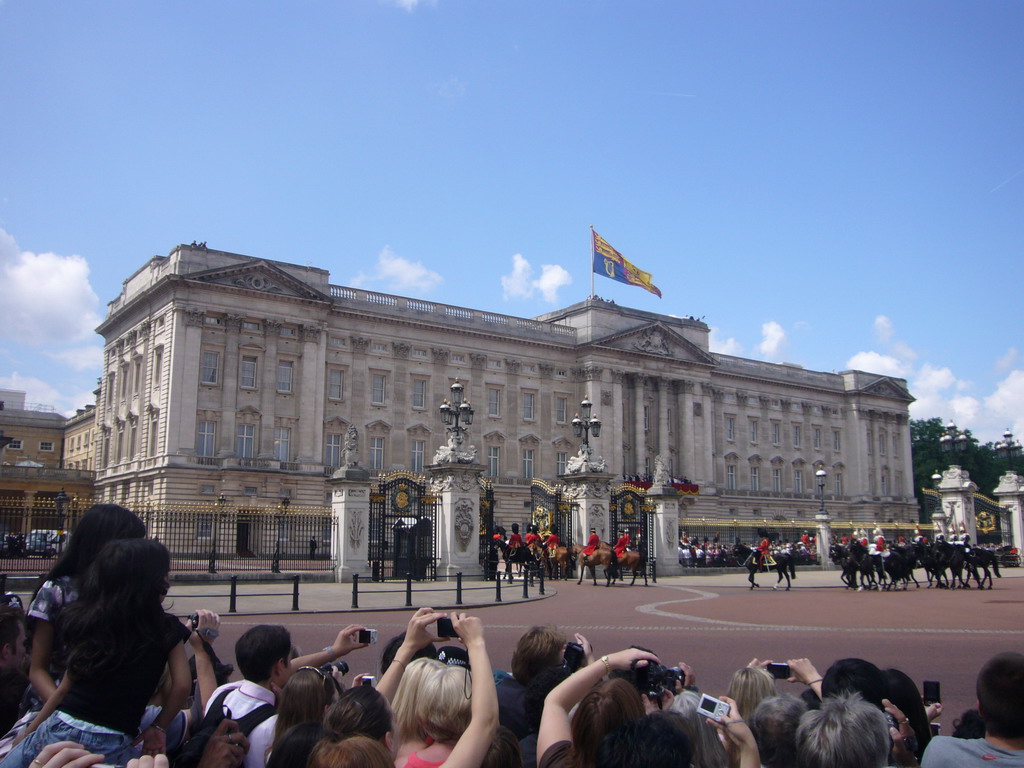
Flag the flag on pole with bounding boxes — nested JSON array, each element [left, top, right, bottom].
[[591, 230, 662, 298]]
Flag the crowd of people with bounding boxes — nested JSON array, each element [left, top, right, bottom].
[[0, 503, 1020, 768]]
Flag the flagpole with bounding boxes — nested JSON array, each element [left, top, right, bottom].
[[589, 225, 595, 299]]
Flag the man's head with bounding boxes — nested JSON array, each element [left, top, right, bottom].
[[235, 624, 292, 686], [977, 652, 1024, 740], [0, 607, 26, 672], [821, 658, 888, 710], [595, 711, 693, 768], [749, 695, 807, 768], [510, 625, 566, 685], [796, 693, 888, 768]]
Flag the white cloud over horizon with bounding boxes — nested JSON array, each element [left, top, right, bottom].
[[757, 321, 787, 361], [500, 253, 572, 304], [350, 246, 443, 294], [708, 327, 742, 356]]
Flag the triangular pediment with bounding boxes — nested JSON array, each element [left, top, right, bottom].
[[406, 423, 433, 438], [591, 322, 717, 366], [483, 430, 507, 442], [188, 260, 329, 302], [860, 377, 915, 402]]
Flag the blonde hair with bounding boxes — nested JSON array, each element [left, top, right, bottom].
[[727, 667, 775, 720], [392, 658, 471, 744]]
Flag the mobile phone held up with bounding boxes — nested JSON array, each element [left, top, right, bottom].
[[766, 662, 790, 680], [436, 617, 456, 638], [923, 680, 941, 705]]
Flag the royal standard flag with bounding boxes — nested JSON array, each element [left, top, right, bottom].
[[591, 230, 662, 298]]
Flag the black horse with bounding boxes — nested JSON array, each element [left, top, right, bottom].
[[733, 543, 796, 591], [966, 547, 1002, 589], [935, 541, 970, 589]]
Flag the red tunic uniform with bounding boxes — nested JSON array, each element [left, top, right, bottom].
[[614, 534, 631, 558], [875, 536, 886, 553], [525, 532, 542, 547], [758, 538, 771, 565], [582, 533, 600, 556], [508, 533, 523, 549], [544, 533, 560, 549]]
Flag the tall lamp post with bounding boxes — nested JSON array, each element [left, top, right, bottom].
[[272, 496, 289, 573], [209, 493, 225, 574], [814, 469, 831, 569], [54, 488, 69, 555], [994, 429, 1022, 473], [815, 469, 827, 513], [434, 378, 476, 464], [939, 421, 969, 455], [567, 396, 606, 474]]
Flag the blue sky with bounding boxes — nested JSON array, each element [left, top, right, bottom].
[[1, 1, 1022, 443]]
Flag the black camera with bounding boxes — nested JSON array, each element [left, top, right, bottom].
[[562, 642, 585, 673], [631, 659, 683, 697], [320, 660, 350, 676], [187, 613, 200, 631]]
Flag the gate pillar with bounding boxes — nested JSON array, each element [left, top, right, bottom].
[[646, 482, 683, 576], [560, 472, 614, 544], [934, 465, 979, 540], [428, 463, 486, 578], [994, 471, 1024, 551], [329, 466, 372, 582]]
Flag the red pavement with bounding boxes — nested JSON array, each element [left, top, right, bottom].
[[204, 570, 1024, 733]]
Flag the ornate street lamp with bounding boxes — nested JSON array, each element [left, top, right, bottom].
[[272, 496, 289, 573], [435, 378, 476, 463], [567, 396, 606, 474], [994, 429, 1021, 472], [939, 421, 968, 455], [209, 493, 226, 574], [815, 469, 827, 514], [54, 488, 69, 554]]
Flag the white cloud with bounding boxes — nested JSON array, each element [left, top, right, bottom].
[[996, 347, 1018, 372], [873, 314, 894, 344], [708, 327, 742, 356], [757, 321, 787, 360], [0, 229, 101, 345], [983, 370, 1024, 438], [435, 77, 466, 100], [387, 0, 436, 11], [44, 345, 104, 372], [500, 254, 571, 304], [350, 246, 443, 294], [0, 372, 95, 415], [845, 351, 912, 378]]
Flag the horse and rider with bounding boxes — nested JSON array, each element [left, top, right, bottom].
[[575, 527, 648, 586], [734, 530, 797, 591]]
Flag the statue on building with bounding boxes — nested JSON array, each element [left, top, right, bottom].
[[566, 443, 607, 474], [653, 454, 671, 485], [432, 425, 477, 464], [343, 425, 361, 468]]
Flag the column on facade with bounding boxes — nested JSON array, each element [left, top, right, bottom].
[[848, 405, 870, 497], [562, 473, 613, 547], [257, 321, 281, 458], [898, 416, 914, 497], [657, 377, 671, 471], [505, 358, 521, 474], [219, 317, 241, 457], [296, 326, 324, 462], [677, 380, 694, 480], [169, 309, 203, 455], [633, 374, 647, 475], [699, 383, 715, 485], [610, 371, 625, 478], [993, 472, 1024, 551]]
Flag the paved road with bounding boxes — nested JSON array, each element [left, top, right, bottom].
[[141, 566, 1024, 731]]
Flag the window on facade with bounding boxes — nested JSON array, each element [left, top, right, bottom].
[[411, 379, 427, 409], [106, 373, 115, 406], [833, 430, 841, 451], [273, 428, 291, 461], [556, 452, 567, 475], [881, 471, 889, 495], [370, 437, 385, 469], [371, 374, 387, 405], [243, 321, 260, 331], [119, 364, 128, 398], [772, 468, 782, 492], [324, 433, 343, 467], [879, 431, 886, 455], [750, 466, 760, 491], [794, 469, 803, 493], [771, 423, 780, 445], [240, 356, 258, 389], [522, 392, 535, 420], [643, 406, 650, 431], [276, 361, 294, 393], [133, 359, 142, 394], [726, 465, 736, 490], [522, 449, 535, 478], [487, 446, 500, 476], [328, 369, 344, 400], [153, 349, 162, 389], [200, 352, 220, 385], [556, 396, 567, 424], [726, 417, 735, 441], [813, 428, 822, 449], [7, 439, 22, 450], [410, 440, 425, 472], [236, 425, 255, 458], [793, 424, 801, 447], [893, 434, 899, 457], [835, 473, 843, 495], [39, 441, 55, 452], [749, 419, 759, 444], [149, 416, 159, 456], [866, 427, 873, 455], [487, 388, 501, 417]]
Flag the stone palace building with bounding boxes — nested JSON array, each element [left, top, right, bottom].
[[92, 244, 918, 528]]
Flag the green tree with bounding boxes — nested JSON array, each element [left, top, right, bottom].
[[910, 417, 1001, 521]]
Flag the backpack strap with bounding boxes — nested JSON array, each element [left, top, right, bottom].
[[198, 688, 234, 730], [235, 702, 276, 735]]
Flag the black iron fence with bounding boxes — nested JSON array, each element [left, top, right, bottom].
[[0, 497, 337, 574]]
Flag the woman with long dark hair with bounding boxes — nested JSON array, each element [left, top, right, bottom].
[[26, 504, 146, 703], [2, 538, 191, 768]]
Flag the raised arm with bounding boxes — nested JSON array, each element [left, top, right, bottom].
[[376, 607, 444, 703], [188, 610, 222, 712], [441, 614, 497, 768], [292, 624, 368, 670], [28, 619, 58, 702]]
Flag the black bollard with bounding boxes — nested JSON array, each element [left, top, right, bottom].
[[495, 572, 502, 602], [229, 575, 238, 613], [522, 572, 529, 599], [351, 573, 360, 609], [406, 574, 413, 607], [292, 575, 300, 611], [456, 572, 463, 605], [538, 563, 545, 595]]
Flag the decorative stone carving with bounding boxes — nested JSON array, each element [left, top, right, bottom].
[[184, 309, 206, 327], [665, 517, 676, 546], [601, 390, 613, 406], [348, 512, 365, 549], [263, 319, 283, 333], [343, 425, 361, 468], [633, 327, 670, 356], [300, 325, 322, 343], [562, 478, 611, 499], [430, 471, 479, 494], [350, 336, 370, 353], [454, 498, 474, 552], [653, 454, 670, 485], [611, 370, 627, 384], [590, 503, 606, 537], [432, 437, 477, 465], [224, 314, 244, 332], [392, 342, 410, 358], [234, 273, 281, 293], [567, 445, 607, 474], [431, 348, 450, 364], [538, 363, 554, 378], [504, 358, 522, 373], [470, 353, 486, 368]]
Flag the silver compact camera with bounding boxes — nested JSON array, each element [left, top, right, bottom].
[[697, 693, 731, 722]]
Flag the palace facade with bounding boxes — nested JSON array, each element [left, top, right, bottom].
[[92, 244, 917, 527]]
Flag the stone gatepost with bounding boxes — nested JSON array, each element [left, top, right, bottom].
[[646, 483, 683, 577], [993, 471, 1024, 551], [427, 462, 486, 578], [934, 465, 979, 540], [329, 465, 372, 582], [560, 473, 614, 545], [816, 511, 834, 570]]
